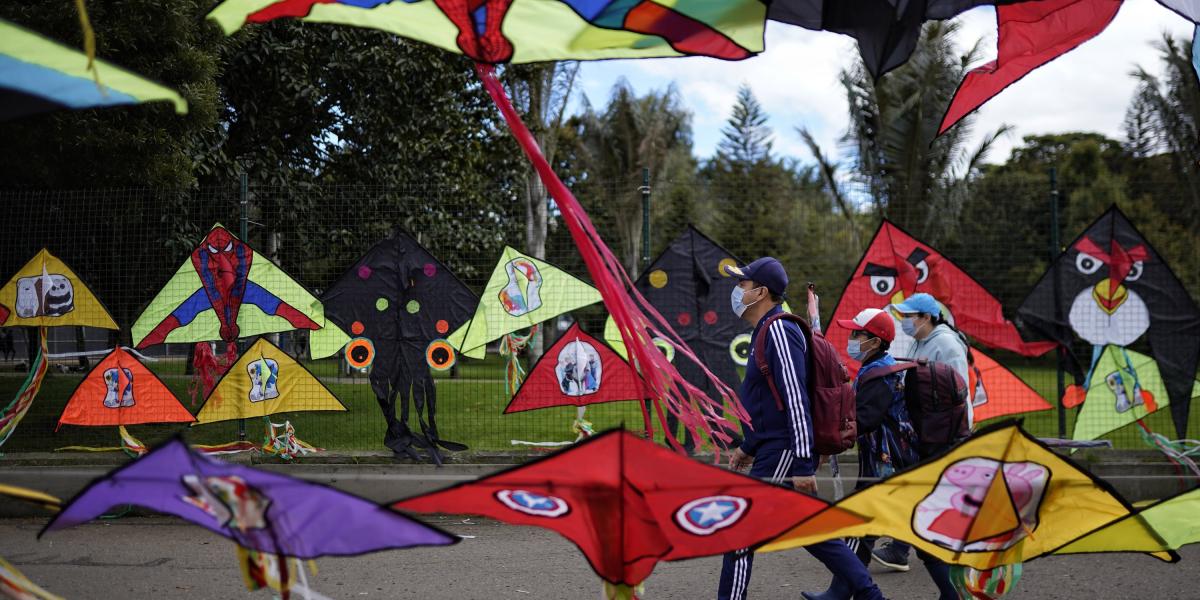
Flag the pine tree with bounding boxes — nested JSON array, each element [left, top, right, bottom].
[[715, 85, 774, 169]]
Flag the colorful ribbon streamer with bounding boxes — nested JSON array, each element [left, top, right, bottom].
[[0, 328, 48, 450]]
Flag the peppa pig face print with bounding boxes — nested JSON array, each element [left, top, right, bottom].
[[913, 458, 1049, 552]]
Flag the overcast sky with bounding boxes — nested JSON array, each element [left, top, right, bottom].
[[573, 1, 1195, 166]]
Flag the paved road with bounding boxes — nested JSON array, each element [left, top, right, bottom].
[[1, 516, 1195, 599]]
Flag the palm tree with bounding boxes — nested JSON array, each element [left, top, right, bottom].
[[574, 80, 693, 274], [1126, 32, 1200, 218], [801, 20, 1009, 245]]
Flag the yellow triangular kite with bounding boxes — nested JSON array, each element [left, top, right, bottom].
[[0, 249, 117, 329], [760, 423, 1163, 569], [195, 338, 346, 424]]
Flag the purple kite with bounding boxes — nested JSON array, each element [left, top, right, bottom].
[[41, 437, 456, 558]]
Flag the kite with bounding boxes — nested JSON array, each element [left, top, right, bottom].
[[42, 437, 457, 598], [604, 226, 750, 393], [1068, 347, 1200, 444], [0, 249, 118, 448], [0, 17, 186, 121], [318, 231, 476, 462], [55, 347, 196, 455], [767, 1, 1018, 79], [0, 248, 117, 330], [969, 348, 1053, 423], [1018, 205, 1200, 440], [132, 224, 325, 350], [195, 338, 346, 458], [828, 219, 1054, 421], [1055, 485, 1200, 557], [505, 323, 648, 443], [394, 429, 863, 595], [208, 0, 766, 64], [208, 1, 752, 453], [446, 246, 601, 359], [760, 422, 1178, 572]]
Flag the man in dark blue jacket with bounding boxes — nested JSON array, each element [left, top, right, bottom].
[[717, 258, 884, 600]]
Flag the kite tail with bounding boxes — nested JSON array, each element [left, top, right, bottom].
[[1135, 420, 1200, 482], [189, 342, 232, 407], [0, 328, 48, 450], [237, 546, 298, 600], [476, 63, 746, 455], [573, 406, 594, 441], [499, 326, 536, 396], [0, 556, 63, 600], [193, 440, 260, 455], [54, 426, 147, 457], [262, 419, 320, 461], [602, 581, 644, 600]]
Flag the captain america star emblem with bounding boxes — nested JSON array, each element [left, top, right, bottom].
[[674, 495, 749, 535], [495, 489, 570, 518]]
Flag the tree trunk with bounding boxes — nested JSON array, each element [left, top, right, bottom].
[[525, 173, 548, 362]]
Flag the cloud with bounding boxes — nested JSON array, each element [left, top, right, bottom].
[[575, 3, 1195, 166]]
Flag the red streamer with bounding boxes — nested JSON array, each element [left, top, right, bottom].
[[475, 63, 748, 453]]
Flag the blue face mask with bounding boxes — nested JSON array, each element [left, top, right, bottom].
[[846, 339, 870, 361], [900, 317, 918, 337], [730, 285, 763, 317]]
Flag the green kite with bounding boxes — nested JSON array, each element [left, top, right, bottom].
[[447, 246, 600, 359], [1072, 346, 1200, 443]]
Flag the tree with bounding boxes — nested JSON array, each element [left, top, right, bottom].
[[715, 84, 774, 169], [570, 80, 694, 275], [808, 21, 1009, 246], [0, 0, 222, 188], [1124, 32, 1200, 221]]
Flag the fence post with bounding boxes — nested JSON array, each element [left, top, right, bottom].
[[238, 173, 249, 443], [640, 167, 651, 274], [1050, 167, 1066, 438]]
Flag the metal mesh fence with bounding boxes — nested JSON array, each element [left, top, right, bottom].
[[0, 179, 1196, 455]]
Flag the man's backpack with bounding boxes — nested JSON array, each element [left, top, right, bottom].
[[753, 313, 856, 455], [859, 359, 969, 457]]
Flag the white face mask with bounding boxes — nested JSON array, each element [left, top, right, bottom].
[[730, 285, 763, 317]]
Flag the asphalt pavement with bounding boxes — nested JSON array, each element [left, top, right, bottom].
[[1, 516, 1196, 599]]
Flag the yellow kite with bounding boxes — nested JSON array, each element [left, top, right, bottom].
[[195, 338, 346, 424], [0, 249, 116, 329], [760, 423, 1171, 569], [1054, 486, 1198, 559]]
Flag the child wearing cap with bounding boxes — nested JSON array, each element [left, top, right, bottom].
[[803, 308, 956, 600]]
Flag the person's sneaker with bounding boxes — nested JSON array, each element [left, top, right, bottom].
[[871, 544, 911, 572]]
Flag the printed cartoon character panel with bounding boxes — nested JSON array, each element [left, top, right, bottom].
[[914, 458, 1049, 553], [182, 474, 271, 533], [0, 248, 117, 329]]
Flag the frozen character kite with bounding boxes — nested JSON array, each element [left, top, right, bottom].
[[394, 429, 863, 597], [319, 231, 476, 463], [828, 220, 1053, 422], [210, 0, 764, 64], [761, 422, 1177, 574], [132, 224, 325, 353], [42, 437, 456, 599], [0, 18, 186, 121], [0, 249, 118, 449], [207, 0, 758, 453], [56, 347, 196, 455], [195, 338, 347, 459], [505, 323, 650, 445], [1018, 205, 1200, 441]]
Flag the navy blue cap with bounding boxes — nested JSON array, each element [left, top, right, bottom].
[[723, 257, 788, 296]]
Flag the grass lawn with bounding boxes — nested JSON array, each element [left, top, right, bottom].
[[0, 353, 1191, 454]]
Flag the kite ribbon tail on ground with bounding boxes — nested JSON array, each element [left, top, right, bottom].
[[0, 556, 63, 600], [0, 327, 48, 450], [54, 426, 146, 457], [476, 63, 746, 453], [1136, 419, 1200, 482]]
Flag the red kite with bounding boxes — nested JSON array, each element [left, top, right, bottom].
[[504, 323, 649, 414], [57, 347, 195, 429], [970, 348, 1053, 424], [393, 429, 862, 589]]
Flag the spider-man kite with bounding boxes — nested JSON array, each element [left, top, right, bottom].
[[133, 225, 324, 349]]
